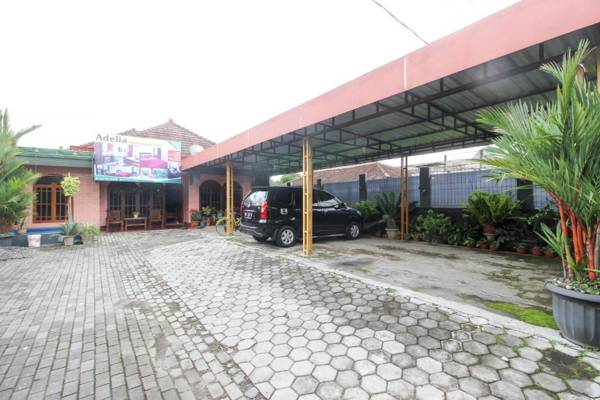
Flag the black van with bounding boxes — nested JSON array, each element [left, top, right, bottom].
[[240, 187, 363, 247]]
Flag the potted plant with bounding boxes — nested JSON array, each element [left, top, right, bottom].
[[543, 246, 555, 258], [515, 242, 528, 255], [416, 210, 451, 244], [531, 245, 543, 256], [201, 206, 213, 226], [80, 224, 100, 244], [375, 192, 399, 239], [464, 191, 520, 240], [477, 238, 489, 250], [133, 210, 140, 218], [463, 237, 476, 248], [60, 223, 80, 246], [16, 218, 27, 235], [190, 209, 201, 228], [0, 110, 40, 237], [478, 41, 600, 346], [60, 174, 80, 224]]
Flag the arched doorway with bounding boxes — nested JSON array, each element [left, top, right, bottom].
[[199, 180, 222, 210], [33, 175, 67, 223]]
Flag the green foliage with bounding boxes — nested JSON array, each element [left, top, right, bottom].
[[416, 210, 451, 243], [79, 224, 100, 237], [190, 209, 201, 221], [464, 190, 520, 227], [527, 205, 559, 234], [478, 40, 600, 280], [550, 277, 600, 296], [0, 110, 40, 230], [482, 301, 558, 329], [375, 192, 398, 229], [354, 200, 379, 222], [272, 173, 300, 186], [60, 223, 81, 236], [60, 175, 80, 197], [463, 237, 476, 247]]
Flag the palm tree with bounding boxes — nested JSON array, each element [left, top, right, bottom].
[[478, 40, 600, 282], [0, 110, 41, 232]]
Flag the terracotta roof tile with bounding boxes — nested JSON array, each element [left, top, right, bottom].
[[80, 119, 214, 156]]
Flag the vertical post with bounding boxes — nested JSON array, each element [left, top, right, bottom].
[[316, 179, 322, 190], [516, 179, 535, 211], [419, 167, 431, 208], [400, 155, 409, 240], [226, 160, 234, 236], [358, 174, 367, 201], [302, 137, 313, 256]]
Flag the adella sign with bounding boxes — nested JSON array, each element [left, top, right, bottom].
[[93, 134, 182, 184]]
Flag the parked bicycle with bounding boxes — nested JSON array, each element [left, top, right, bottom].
[[215, 215, 241, 236]]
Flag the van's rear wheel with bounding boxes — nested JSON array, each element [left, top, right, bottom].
[[253, 236, 268, 242], [346, 222, 360, 240], [275, 226, 297, 247]]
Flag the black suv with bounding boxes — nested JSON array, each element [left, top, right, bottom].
[[240, 187, 363, 247]]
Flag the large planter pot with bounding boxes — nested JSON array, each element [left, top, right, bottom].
[[27, 234, 41, 248], [483, 224, 497, 241], [385, 228, 399, 239], [63, 236, 75, 246], [190, 220, 198, 228], [546, 282, 600, 347]]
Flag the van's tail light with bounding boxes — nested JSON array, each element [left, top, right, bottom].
[[259, 201, 268, 222]]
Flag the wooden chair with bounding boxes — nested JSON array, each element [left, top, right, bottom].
[[148, 208, 164, 229], [106, 210, 123, 232]]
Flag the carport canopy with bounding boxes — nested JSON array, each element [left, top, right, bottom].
[[183, 0, 600, 255]]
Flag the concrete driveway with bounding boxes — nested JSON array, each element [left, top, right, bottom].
[[0, 230, 598, 400]]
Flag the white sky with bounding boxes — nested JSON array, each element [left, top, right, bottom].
[[2, 0, 517, 164]]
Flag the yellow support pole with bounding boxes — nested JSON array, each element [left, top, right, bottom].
[[226, 160, 234, 236], [302, 137, 313, 256]]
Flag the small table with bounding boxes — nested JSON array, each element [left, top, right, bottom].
[[124, 217, 147, 231]]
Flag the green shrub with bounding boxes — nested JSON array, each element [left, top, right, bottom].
[[60, 223, 81, 236], [354, 200, 379, 222], [464, 191, 520, 227], [416, 210, 451, 243]]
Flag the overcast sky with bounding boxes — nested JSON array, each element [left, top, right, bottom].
[[3, 0, 517, 163]]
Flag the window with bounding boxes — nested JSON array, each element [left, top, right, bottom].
[[272, 188, 292, 205], [33, 176, 68, 223], [315, 190, 340, 208], [200, 180, 222, 209]]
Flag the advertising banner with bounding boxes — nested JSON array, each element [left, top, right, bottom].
[[94, 134, 182, 184]]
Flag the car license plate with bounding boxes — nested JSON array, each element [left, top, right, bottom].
[[244, 211, 253, 219]]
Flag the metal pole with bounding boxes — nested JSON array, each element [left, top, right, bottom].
[[226, 160, 234, 236], [302, 137, 313, 256], [400, 155, 409, 240]]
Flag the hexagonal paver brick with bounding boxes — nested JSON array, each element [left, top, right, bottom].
[[463, 340, 489, 356], [271, 387, 298, 400], [331, 355, 354, 370], [309, 351, 331, 366], [354, 359, 376, 376], [292, 375, 319, 395], [251, 353, 274, 367], [382, 341, 405, 355], [347, 346, 368, 361], [499, 368, 533, 388], [532, 372, 567, 392], [271, 371, 295, 389], [567, 379, 600, 398], [490, 381, 525, 400], [402, 367, 429, 386], [290, 348, 311, 361], [312, 365, 337, 381], [391, 353, 415, 368], [510, 357, 539, 374], [377, 363, 403, 381], [416, 384, 444, 400], [445, 390, 476, 400], [272, 344, 292, 357], [307, 340, 327, 352], [387, 379, 415, 400], [291, 361, 315, 376], [326, 343, 347, 357], [443, 361, 469, 378], [343, 387, 369, 400], [336, 370, 360, 388], [518, 347, 543, 362], [430, 372, 459, 391], [459, 377, 491, 397], [453, 352, 479, 366], [361, 374, 387, 394], [416, 356, 442, 373], [523, 388, 554, 400], [316, 382, 343, 400], [362, 337, 383, 351], [272, 356, 294, 372], [250, 366, 275, 383], [469, 365, 500, 383], [374, 330, 395, 342], [480, 354, 509, 370]]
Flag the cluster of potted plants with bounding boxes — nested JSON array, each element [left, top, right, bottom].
[[355, 193, 417, 239], [477, 41, 600, 347]]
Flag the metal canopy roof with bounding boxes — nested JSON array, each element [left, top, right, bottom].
[[183, 0, 600, 175]]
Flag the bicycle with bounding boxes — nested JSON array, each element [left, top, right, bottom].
[[215, 215, 241, 236]]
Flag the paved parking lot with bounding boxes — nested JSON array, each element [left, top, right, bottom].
[[1, 230, 599, 400]]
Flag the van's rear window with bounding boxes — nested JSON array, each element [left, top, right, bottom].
[[243, 191, 268, 207]]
